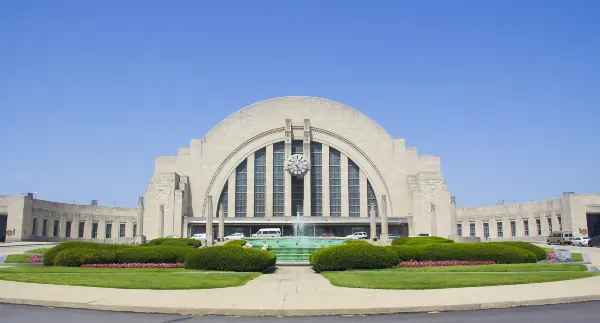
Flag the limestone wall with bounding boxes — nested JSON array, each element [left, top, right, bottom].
[[2, 195, 139, 242]]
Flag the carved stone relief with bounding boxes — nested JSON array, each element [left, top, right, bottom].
[[153, 179, 175, 212]]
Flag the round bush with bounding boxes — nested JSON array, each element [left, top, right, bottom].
[[44, 241, 133, 266], [391, 243, 537, 264], [224, 240, 247, 247], [146, 238, 201, 248], [185, 246, 276, 272], [391, 236, 454, 246], [486, 242, 547, 261], [53, 248, 115, 267], [309, 244, 399, 271], [115, 246, 195, 264]]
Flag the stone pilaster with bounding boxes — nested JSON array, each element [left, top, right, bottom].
[[218, 203, 225, 241], [284, 119, 292, 217], [59, 212, 66, 238], [206, 195, 214, 246], [370, 204, 377, 240], [158, 205, 164, 238], [380, 195, 389, 242], [303, 119, 311, 217], [137, 197, 145, 236], [430, 203, 438, 236], [265, 144, 274, 217]]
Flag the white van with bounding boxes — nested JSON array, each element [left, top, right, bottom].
[[252, 228, 282, 237]]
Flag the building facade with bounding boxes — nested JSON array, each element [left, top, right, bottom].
[[1, 97, 599, 243]]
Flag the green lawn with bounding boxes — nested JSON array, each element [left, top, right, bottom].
[[25, 248, 50, 255], [4, 254, 33, 264], [572, 253, 584, 262], [0, 267, 260, 289], [321, 271, 599, 290], [387, 264, 588, 272]]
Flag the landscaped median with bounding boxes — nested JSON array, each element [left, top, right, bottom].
[[321, 264, 598, 290], [0, 238, 276, 289], [0, 266, 260, 289], [310, 237, 599, 289]]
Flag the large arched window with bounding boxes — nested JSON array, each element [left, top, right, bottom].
[[215, 141, 378, 218]]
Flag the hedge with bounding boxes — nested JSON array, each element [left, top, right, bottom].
[[115, 246, 196, 264], [309, 244, 399, 271], [145, 238, 201, 248], [344, 240, 370, 245], [486, 242, 547, 261], [224, 240, 247, 247], [53, 248, 116, 267], [390, 243, 537, 264], [44, 241, 133, 266], [391, 236, 454, 246], [185, 246, 276, 272]]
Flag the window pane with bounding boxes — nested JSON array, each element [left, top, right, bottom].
[[348, 160, 360, 217]]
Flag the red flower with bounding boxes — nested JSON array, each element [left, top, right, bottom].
[[396, 261, 497, 268], [80, 263, 185, 268]]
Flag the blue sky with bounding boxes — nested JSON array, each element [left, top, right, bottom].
[[1, 0, 598, 207]]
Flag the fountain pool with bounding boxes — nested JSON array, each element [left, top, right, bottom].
[[245, 236, 346, 263], [245, 211, 347, 263]]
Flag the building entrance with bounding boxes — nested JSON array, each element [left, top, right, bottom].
[[586, 213, 600, 237]]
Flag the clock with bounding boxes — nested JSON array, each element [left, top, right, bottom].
[[286, 154, 309, 177]]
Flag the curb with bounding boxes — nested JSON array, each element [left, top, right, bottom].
[[1, 295, 600, 316]]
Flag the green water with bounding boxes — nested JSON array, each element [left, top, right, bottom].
[[246, 237, 346, 263]]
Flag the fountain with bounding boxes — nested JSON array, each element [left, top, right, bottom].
[[245, 211, 347, 263]]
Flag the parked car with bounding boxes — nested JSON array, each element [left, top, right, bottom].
[[320, 233, 335, 237], [166, 235, 179, 238], [388, 234, 401, 240], [547, 231, 574, 245], [252, 228, 282, 237], [346, 232, 368, 240], [572, 236, 590, 247], [588, 236, 600, 247], [224, 233, 245, 241], [191, 233, 206, 241]]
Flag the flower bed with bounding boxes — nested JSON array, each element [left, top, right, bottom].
[[28, 255, 43, 263], [546, 252, 555, 260], [80, 263, 185, 268], [396, 261, 498, 268]]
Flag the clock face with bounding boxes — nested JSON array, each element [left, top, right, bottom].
[[286, 154, 309, 177]]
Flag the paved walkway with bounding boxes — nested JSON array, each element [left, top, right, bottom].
[[0, 241, 57, 247], [1, 266, 600, 316]]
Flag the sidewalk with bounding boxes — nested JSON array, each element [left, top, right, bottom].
[[1, 266, 600, 316], [0, 242, 57, 248]]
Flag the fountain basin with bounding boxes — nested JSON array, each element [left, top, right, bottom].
[[245, 237, 346, 263]]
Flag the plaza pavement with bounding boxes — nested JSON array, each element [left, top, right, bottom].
[[1, 243, 599, 316]]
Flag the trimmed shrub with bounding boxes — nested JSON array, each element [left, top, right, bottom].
[[486, 242, 547, 261], [185, 246, 276, 272], [309, 244, 399, 271], [344, 240, 370, 245], [53, 248, 116, 267], [44, 241, 133, 266], [115, 246, 196, 264], [391, 236, 454, 246], [390, 243, 537, 264], [224, 240, 247, 247], [146, 238, 201, 248]]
